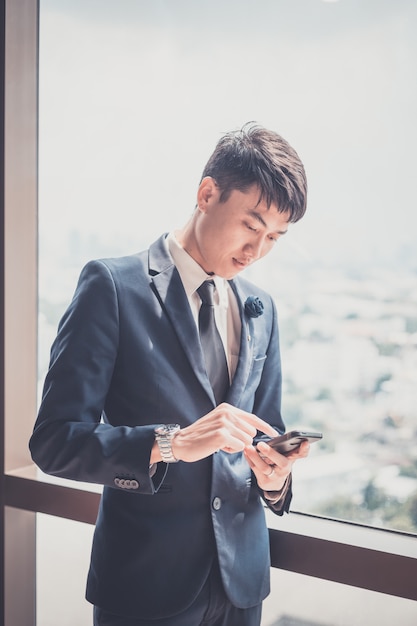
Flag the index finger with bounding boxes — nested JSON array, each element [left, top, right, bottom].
[[238, 409, 277, 438]]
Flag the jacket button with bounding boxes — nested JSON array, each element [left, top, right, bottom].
[[212, 497, 222, 511]]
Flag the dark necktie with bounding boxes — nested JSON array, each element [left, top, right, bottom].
[[197, 281, 229, 404]]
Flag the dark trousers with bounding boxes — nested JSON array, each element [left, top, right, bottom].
[[93, 561, 262, 626]]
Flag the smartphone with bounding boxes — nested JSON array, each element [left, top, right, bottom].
[[266, 430, 323, 455]]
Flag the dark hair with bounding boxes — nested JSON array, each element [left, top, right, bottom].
[[200, 122, 307, 223]]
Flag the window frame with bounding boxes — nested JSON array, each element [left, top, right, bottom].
[[1, 1, 417, 624]]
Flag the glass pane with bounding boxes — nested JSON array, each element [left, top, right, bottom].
[[36, 514, 417, 626], [36, 514, 94, 626], [263, 568, 417, 626], [39, 0, 417, 534]]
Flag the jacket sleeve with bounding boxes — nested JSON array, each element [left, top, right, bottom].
[[29, 260, 166, 494], [261, 474, 293, 515]]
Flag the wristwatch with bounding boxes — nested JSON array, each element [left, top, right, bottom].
[[154, 424, 180, 463]]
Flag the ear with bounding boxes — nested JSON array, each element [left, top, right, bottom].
[[196, 177, 219, 214]]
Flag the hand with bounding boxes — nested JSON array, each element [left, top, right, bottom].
[[167, 403, 277, 463], [244, 439, 310, 492]]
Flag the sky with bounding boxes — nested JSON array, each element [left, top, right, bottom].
[[38, 0, 417, 275]]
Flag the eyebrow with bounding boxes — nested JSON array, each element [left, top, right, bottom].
[[248, 210, 288, 235]]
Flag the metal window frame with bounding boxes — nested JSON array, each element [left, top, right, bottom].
[[1, 1, 416, 624]]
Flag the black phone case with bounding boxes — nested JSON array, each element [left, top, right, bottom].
[[267, 430, 322, 455]]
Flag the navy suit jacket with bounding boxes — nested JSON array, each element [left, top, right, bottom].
[[29, 234, 291, 619]]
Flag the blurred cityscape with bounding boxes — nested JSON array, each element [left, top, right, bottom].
[[38, 229, 417, 535], [250, 252, 417, 534]]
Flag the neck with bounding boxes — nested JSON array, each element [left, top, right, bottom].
[[174, 220, 203, 269]]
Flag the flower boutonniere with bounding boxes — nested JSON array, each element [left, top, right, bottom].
[[244, 296, 264, 319]]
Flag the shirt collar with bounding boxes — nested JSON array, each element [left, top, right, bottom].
[[166, 232, 229, 306]]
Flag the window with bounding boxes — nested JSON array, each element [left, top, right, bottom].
[[39, 0, 417, 533]]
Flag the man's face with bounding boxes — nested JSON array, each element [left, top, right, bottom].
[[183, 178, 290, 279]]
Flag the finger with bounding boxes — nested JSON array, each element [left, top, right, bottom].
[[256, 440, 285, 463], [244, 447, 289, 491], [287, 441, 310, 459], [245, 444, 288, 474], [213, 405, 276, 440], [229, 407, 277, 438], [244, 446, 270, 472], [195, 415, 257, 450]]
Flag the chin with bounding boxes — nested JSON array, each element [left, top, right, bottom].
[[213, 261, 242, 280]]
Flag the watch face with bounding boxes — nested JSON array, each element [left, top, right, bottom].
[[156, 424, 180, 436]]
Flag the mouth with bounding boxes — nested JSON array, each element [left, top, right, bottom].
[[233, 257, 250, 269]]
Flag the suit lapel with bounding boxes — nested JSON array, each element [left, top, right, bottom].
[[148, 236, 257, 407], [148, 236, 216, 404], [227, 279, 254, 405]]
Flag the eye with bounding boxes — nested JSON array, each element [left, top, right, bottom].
[[245, 222, 257, 232]]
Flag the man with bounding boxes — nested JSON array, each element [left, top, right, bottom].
[[30, 123, 309, 626]]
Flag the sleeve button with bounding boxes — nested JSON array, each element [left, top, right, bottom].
[[212, 497, 222, 511]]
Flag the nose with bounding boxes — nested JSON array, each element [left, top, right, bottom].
[[244, 238, 264, 261]]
